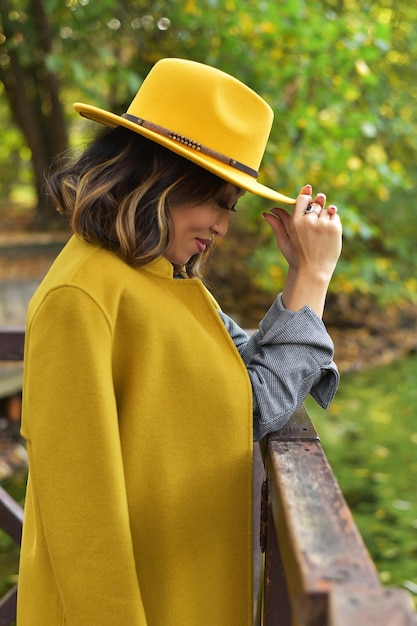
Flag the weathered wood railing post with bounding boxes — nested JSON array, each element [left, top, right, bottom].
[[0, 327, 25, 362], [0, 327, 25, 625], [262, 404, 416, 625]]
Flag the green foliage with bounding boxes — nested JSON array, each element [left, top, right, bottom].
[[1, 0, 417, 302], [0, 469, 26, 599], [305, 354, 417, 599], [0, 96, 33, 199]]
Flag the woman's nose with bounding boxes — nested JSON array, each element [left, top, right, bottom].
[[211, 211, 230, 237]]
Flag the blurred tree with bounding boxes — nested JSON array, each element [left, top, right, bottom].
[[0, 0, 417, 307], [0, 0, 68, 228]]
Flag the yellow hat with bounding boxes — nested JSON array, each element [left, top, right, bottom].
[[74, 58, 295, 205]]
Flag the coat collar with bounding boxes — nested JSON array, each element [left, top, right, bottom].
[[142, 256, 193, 280]]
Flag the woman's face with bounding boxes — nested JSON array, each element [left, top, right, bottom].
[[164, 183, 242, 265]]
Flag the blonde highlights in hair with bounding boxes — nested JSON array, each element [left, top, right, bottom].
[[48, 128, 229, 278]]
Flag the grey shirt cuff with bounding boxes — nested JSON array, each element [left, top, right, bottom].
[[219, 294, 340, 441]]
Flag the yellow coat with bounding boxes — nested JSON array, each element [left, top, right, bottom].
[[17, 236, 254, 625]]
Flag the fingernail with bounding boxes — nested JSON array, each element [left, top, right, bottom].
[[328, 205, 338, 213]]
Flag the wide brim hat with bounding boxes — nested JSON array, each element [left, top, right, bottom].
[[74, 58, 295, 205]]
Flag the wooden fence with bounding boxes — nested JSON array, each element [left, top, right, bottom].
[[0, 327, 25, 626], [0, 327, 415, 625]]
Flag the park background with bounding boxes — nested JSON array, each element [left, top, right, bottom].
[[0, 0, 417, 607]]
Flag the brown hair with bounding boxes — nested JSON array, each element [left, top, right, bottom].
[[47, 127, 231, 278]]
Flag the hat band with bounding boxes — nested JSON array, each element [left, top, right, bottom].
[[121, 113, 259, 179]]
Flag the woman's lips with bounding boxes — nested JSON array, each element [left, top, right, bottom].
[[195, 238, 211, 253]]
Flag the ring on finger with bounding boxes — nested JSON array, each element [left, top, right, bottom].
[[305, 204, 321, 215]]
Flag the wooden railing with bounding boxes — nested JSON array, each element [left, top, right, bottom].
[[0, 326, 24, 626], [261, 405, 416, 625], [0, 327, 416, 625]]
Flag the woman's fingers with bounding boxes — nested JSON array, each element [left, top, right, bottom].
[[262, 185, 342, 271]]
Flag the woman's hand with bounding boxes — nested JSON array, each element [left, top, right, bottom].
[[263, 184, 343, 317], [263, 183, 342, 277]]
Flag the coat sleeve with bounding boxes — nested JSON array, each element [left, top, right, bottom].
[[219, 294, 340, 441], [21, 286, 147, 625]]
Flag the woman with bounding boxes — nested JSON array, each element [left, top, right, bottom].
[[17, 58, 342, 625]]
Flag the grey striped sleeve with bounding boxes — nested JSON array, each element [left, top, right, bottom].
[[219, 294, 340, 441]]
